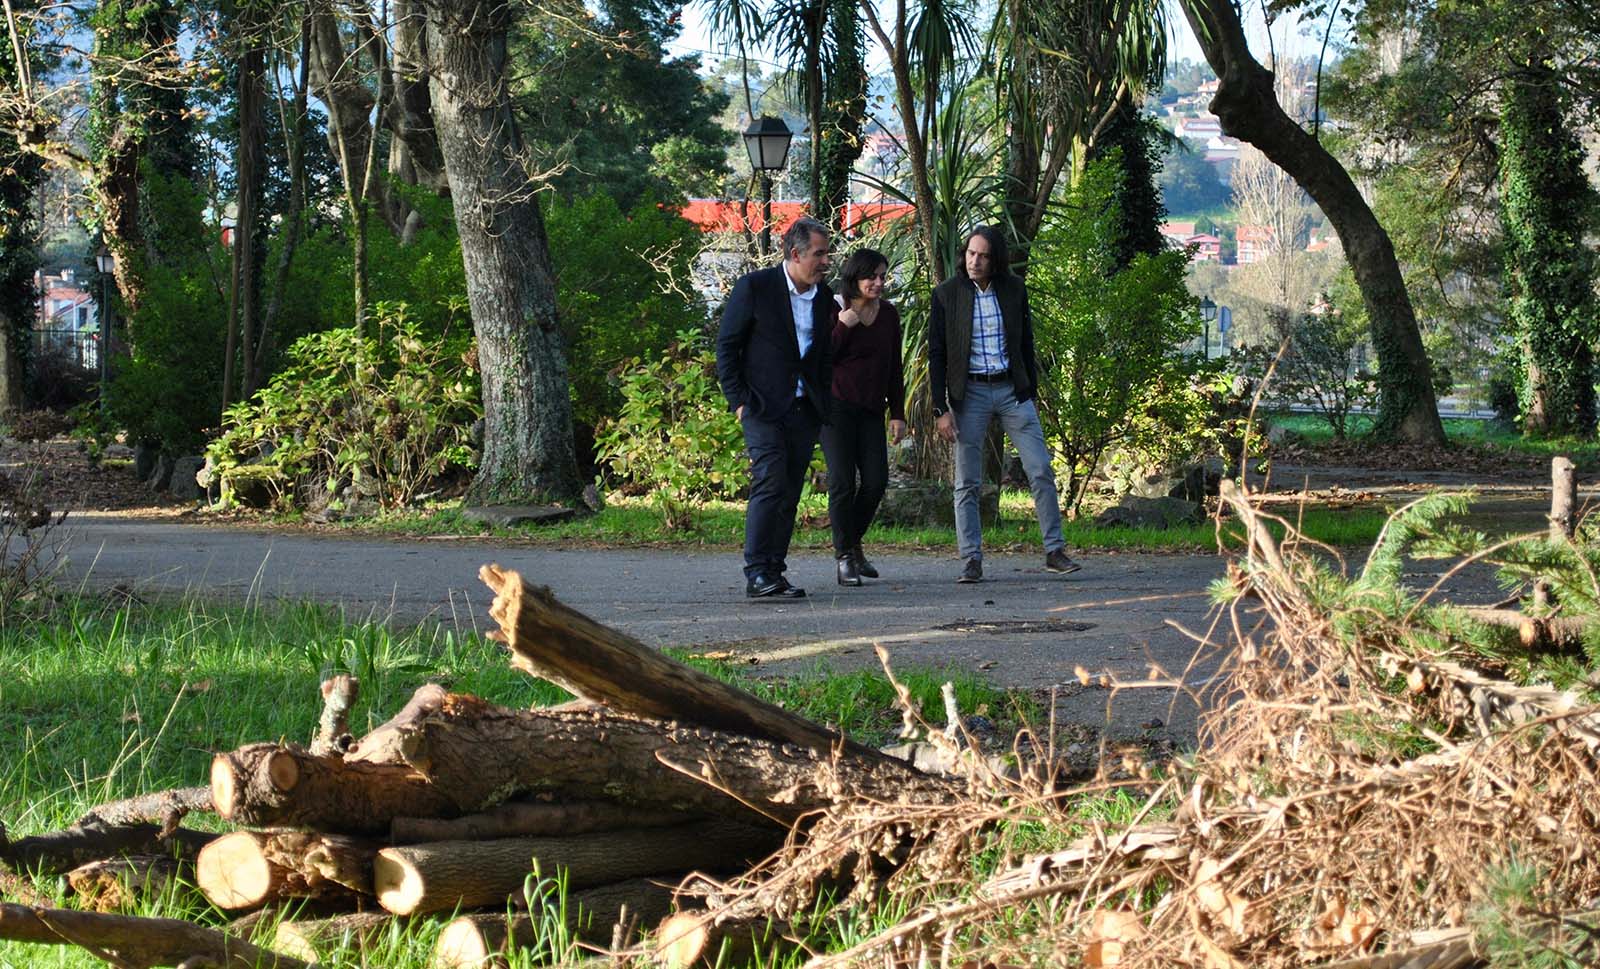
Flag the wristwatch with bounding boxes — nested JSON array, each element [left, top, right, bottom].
[[931, 404, 947, 419]]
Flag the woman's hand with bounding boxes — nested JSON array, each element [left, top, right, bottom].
[[889, 419, 907, 444], [838, 307, 860, 327]]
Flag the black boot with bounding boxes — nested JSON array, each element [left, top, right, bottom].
[[836, 553, 862, 586], [851, 546, 879, 579]]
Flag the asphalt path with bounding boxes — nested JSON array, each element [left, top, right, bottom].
[[49, 517, 1240, 738], [45, 515, 1506, 744]]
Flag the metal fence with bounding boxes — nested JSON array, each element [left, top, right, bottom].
[[33, 328, 100, 372]]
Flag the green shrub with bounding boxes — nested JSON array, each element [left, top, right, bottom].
[[1028, 156, 1210, 514], [108, 173, 227, 455], [592, 331, 745, 528], [543, 192, 707, 433], [207, 305, 480, 510]]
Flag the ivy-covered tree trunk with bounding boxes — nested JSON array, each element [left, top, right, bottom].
[[1500, 56, 1597, 438], [1179, 0, 1445, 445], [0, 2, 43, 417], [817, 0, 866, 231], [88, 0, 190, 315], [1087, 97, 1166, 270], [425, 0, 583, 506]]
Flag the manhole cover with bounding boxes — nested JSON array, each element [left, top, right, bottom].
[[933, 619, 1095, 635]]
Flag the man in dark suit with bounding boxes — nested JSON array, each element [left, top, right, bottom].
[[717, 216, 834, 599], [928, 225, 1080, 584]]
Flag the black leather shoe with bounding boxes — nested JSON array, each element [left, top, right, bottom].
[[836, 555, 862, 586], [957, 558, 983, 583], [747, 575, 807, 599], [851, 546, 879, 579]]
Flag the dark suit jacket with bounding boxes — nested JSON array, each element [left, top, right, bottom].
[[927, 271, 1039, 413], [716, 264, 834, 422]]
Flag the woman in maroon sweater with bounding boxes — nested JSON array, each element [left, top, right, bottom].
[[822, 248, 907, 586]]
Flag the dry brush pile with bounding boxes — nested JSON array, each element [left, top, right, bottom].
[[5, 471, 1600, 968]]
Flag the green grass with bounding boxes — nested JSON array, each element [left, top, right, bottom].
[[1266, 411, 1600, 466], [0, 596, 1039, 967], [359, 489, 1388, 551]]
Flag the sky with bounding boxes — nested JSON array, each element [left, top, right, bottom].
[[663, 1, 1337, 86]]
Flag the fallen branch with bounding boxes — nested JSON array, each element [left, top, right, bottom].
[[0, 902, 311, 968]]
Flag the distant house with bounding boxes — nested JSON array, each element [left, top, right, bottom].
[[1187, 233, 1222, 262], [1160, 221, 1198, 243], [1160, 222, 1221, 262], [1236, 224, 1276, 264], [1198, 78, 1221, 98], [1175, 114, 1222, 141], [33, 267, 100, 369]]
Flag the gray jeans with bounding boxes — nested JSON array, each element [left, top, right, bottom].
[[952, 380, 1065, 562]]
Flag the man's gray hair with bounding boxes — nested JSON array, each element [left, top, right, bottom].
[[782, 216, 830, 259]]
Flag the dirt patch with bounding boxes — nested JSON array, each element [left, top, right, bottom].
[[0, 437, 192, 518]]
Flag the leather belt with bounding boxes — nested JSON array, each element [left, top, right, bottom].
[[967, 371, 1010, 383]]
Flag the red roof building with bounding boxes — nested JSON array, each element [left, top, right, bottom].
[[677, 199, 916, 239]]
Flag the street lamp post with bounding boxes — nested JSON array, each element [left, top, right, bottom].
[[1199, 296, 1217, 361], [95, 245, 116, 413], [742, 116, 793, 257]]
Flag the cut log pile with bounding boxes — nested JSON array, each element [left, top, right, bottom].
[[0, 564, 955, 968]]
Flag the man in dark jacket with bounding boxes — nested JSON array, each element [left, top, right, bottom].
[[928, 225, 1079, 583], [716, 217, 833, 598]]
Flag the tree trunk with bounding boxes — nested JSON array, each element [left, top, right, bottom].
[[65, 855, 187, 912], [1500, 56, 1597, 438], [391, 799, 693, 843], [819, 0, 867, 231], [390, 697, 956, 827], [425, 0, 583, 505], [373, 820, 779, 915], [209, 741, 458, 835], [195, 831, 377, 910], [387, 0, 447, 201], [1178, 0, 1445, 445], [0, 902, 312, 969], [479, 564, 890, 762], [1, 818, 215, 877], [432, 877, 676, 967], [255, 16, 314, 382], [272, 912, 395, 963], [655, 911, 793, 969]]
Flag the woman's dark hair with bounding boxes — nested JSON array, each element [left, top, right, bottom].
[[964, 224, 1012, 278], [837, 248, 889, 301]]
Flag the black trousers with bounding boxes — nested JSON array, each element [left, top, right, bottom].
[[820, 400, 889, 557], [740, 400, 821, 581]]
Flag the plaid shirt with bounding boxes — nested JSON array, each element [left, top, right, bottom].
[[966, 284, 1009, 375]]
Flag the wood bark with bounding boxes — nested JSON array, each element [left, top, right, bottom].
[[311, 673, 360, 756], [391, 696, 957, 826], [1177, 0, 1445, 445], [196, 831, 378, 910], [65, 855, 185, 913], [374, 819, 780, 915], [392, 799, 693, 843], [432, 877, 676, 967], [425, 0, 583, 505], [655, 911, 792, 969], [480, 565, 888, 763], [1, 818, 214, 876], [255, 15, 314, 380], [272, 911, 396, 962], [211, 741, 457, 834], [73, 786, 213, 830], [0, 902, 311, 969], [347, 682, 448, 763]]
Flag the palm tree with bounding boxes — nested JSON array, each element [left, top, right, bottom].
[[993, 0, 1167, 271]]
